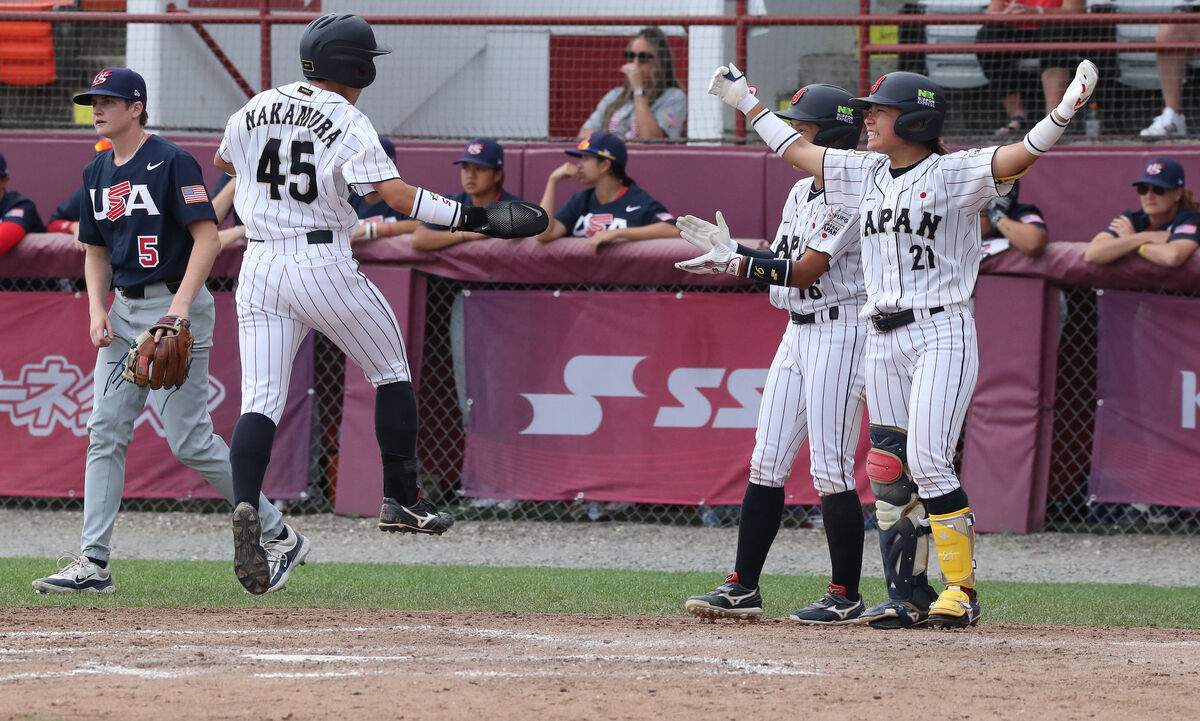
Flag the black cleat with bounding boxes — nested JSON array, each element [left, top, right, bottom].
[[379, 496, 455, 535], [685, 573, 764, 621], [789, 583, 865, 625], [232, 502, 270, 595]]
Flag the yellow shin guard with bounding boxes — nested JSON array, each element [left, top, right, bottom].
[[929, 508, 976, 588]]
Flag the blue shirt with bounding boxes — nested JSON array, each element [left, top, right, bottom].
[[213, 173, 241, 226], [0, 189, 45, 233], [421, 188, 523, 231], [1103, 206, 1200, 243], [1007, 202, 1047, 230], [78, 135, 217, 289], [350, 193, 414, 224], [554, 184, 675, 238], [48, 187, 84, 224]]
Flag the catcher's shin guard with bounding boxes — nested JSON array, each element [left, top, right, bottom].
[[927, 508, 980, 628], [861, 425, 937, 628]]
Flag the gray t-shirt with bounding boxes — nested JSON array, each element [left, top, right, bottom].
[[582, 86, 686, 140]]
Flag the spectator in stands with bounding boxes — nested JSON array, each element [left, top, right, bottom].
[[1085, 157, 1200, 267], [46, 138, 112, 249], [535, 131, 679, 250], [410, 137, 521, 251], [976, 0, 1106, 136], [1139, 24, 1200, 138], [579, 27, 686, 141], [0, 151, 46, 256], [349, 135, 419, 243], [981, 180, 1049, 257]]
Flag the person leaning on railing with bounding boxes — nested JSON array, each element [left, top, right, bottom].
[[409, 137, 523, 251], [1085, 157, 1200, 267], [0, 151, 46, 256], [578, 26, 686, 141]]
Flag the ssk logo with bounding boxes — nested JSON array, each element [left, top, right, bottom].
[[520, 355, 766, 435]]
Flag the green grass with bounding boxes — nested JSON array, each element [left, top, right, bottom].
[[5, 558, 1199, 628]]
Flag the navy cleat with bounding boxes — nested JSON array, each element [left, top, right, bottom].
[[32, 554, 115, 594], [684, 573, 763, 621]]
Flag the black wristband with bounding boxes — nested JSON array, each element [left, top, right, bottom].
[[743, 257, 793, 287], [736, 242, 776, 260]]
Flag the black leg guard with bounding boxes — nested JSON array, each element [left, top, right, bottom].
[[376, 381, 420, 506], [230, 412, 276, 508]]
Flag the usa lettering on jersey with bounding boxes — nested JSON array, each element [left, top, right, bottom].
[[576, 213, 625, 237], [90, 183, 160, 221]]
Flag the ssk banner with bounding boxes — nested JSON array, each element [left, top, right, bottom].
[[0, 291, 312, 499], [1090, 290, 1200, 506], [458, 290, 870, 506]]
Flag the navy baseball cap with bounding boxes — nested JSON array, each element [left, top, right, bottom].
[[454, 137, 503, 169], [378, 135, 396, 163], [1133, 157, 1185, 189], [566, 132, 627, 168], [73, 67, 147, 106], [0, 152, 7, 177]]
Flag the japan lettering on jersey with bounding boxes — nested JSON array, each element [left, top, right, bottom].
[[768, 177, 866, 316], [822, 146, 1012, 316], [77, 134, 216, 288], [217, 81, 399, 252]]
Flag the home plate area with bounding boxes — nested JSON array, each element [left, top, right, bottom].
[[1, 608, 1198, 720]]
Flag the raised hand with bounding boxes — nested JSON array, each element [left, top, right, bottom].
[[1057, 59, 1099, 120], [708, 63, 757, 114]]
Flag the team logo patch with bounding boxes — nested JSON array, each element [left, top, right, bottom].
[[821, 209, 851, 236], [106, 181, 132, 221], [467, 142, 484, 155], [5, 208, 23, 218], [301, 60, 315, 72], [91, 69, 112, 87], [298, 85, 314, 96], [1145, 162, 1163, 175], [1175, 224, 1197, 235], [792, 87, 807, 104], [181, 185, 209, 204], [916, 88, 936, 107], [1020, 213, 1044, 225], [836, 104, 855, 124], [656, 212, 674, 222]]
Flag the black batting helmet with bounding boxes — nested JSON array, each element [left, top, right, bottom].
[[849, 71, 945, 143], [776, 84, 863, 150], [299, 13, 392, 89]]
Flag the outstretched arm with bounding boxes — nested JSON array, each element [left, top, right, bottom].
[[994, 59, 1098, 180], [709, 64, 825, 181]]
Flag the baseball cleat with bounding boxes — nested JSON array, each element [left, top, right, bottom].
[[857, 599, 929, 629], [32, 554, 115, 594], [926, 586, 981, 629], [233, 502, 270, 595], [262, 524, 310, 593], [685, 573, 763, 621], [379, 496, 455, 535], [789, 583, 865, 625]]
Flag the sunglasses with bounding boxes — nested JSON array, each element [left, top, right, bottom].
[[1135, 184, 1170, 196], [624, 51, 656, 64]]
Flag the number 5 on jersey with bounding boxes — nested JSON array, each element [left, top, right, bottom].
[[256, 137, 317, 204]]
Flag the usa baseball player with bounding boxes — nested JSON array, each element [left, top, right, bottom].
[[710, 59, 1098, 628], [677, 85, 873, 624], [215, 13, 545, 594], [33, 68, 300, 595]]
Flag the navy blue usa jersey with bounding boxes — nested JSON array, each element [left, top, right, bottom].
[[49, 187, 84, 224], [1103, 206, 1200, 244], [350, 192, 415, 225], [421, 188, 523, 231], [1, 189, 45, 233], [554, 184, 675, 238], [213, 172, 242, 226], [78, 134, 217, 288]]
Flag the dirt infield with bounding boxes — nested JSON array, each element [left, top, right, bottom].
[[1, 609, 1197, 721]]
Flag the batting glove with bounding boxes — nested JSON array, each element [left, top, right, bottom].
[[675, 212, 741, 276], [986, 195, 1012, 227], [708, 63, 759, 115], [1055, 59, 1098, 121]]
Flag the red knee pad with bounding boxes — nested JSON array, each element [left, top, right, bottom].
[[867, 448, 903, 484]]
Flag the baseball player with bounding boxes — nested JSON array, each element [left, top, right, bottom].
[[677, 85, 873, 624], [708, 59, 1098, 628], [32, 67, 303, 595], [215, 13, 546, 594], [0, 151, 46, 255]]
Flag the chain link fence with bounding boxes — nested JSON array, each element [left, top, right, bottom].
[[4, 273, 1195, 536]]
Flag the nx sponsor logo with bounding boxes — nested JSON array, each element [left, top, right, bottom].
[[520, 354, 766, 435]]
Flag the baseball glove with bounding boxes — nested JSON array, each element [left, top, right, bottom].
[[121, 315, 194, 390]]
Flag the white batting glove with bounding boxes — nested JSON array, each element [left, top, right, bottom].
[[675, 212, 740, 275], [1055, 59, 1098, 121], [708, 63, 759, 115]]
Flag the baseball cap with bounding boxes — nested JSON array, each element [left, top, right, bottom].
[[1133, 157, 1185, 189], [565, 132, 627, 168], [0, 152, 7, 177], [377, 135, 396, 163], [453, 137, 503, 169], [73, 67, 147, 106]]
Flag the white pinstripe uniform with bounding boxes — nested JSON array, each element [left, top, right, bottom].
[[822, 146, 1012, 498], [218, 81, 409, 422], [750, 177, 869, 496]]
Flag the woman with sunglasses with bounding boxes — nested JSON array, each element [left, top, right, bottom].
[[1084, 157, 1200, 267], [578, 27, 686, 141], [708, 58, 1097, 629]]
